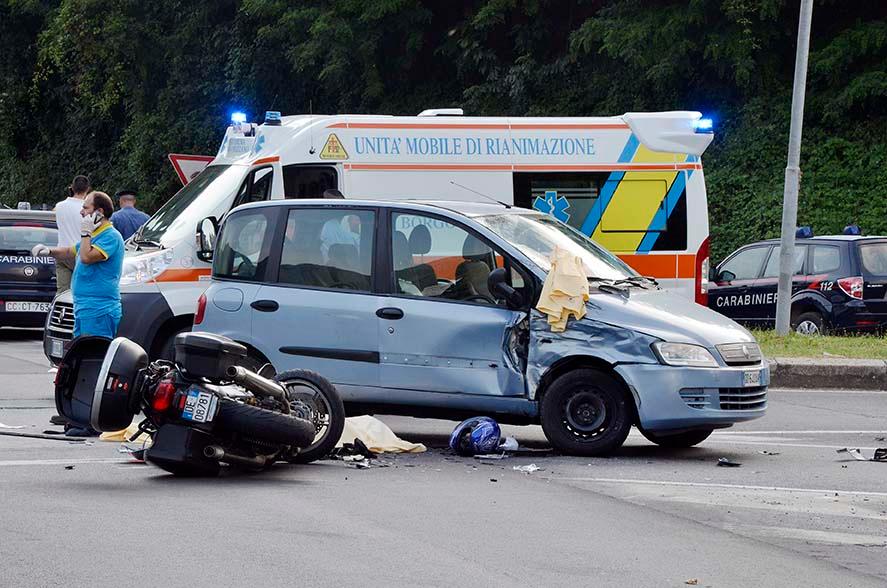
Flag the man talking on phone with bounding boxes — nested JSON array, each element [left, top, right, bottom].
[[32, 191, 124, 339]]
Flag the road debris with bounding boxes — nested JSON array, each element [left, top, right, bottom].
[[0, 430, 88, 442], [64, 465, 74, 470], [475, 453, 509, 461], [837, 448, 887, 462], [685, 579, 699, 586], [513, 464, 542, 473], [717, 457, 742, 467], [489, 478, 498, 483], [757, 450, 781, 456]]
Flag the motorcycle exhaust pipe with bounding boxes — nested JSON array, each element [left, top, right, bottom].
[[225, 365, 290, 414], [204, 445, 268, 469]]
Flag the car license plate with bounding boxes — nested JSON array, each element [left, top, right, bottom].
[[5, 301, 50, 312], [50, 338, 65, 358], [181, 389, 217, 423], [743, 370, 761, 387]]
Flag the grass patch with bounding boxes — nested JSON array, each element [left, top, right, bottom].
[[751, 330, 887, 360]]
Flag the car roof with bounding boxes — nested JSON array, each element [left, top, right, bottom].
[[235, 198, 539, 218], [743, 235, 886, 247], [0, 210, 56, 223]]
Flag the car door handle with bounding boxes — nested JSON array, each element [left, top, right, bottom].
[[250, 300, 279, 312], [376, 307, 404, 320]]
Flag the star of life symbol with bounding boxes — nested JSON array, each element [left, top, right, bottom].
[[532, 190, 571, 224]]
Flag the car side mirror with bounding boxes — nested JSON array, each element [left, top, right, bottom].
[[488, 268, 524, 308], [719, 269, 736, 283], [196, 217, 217, 262]]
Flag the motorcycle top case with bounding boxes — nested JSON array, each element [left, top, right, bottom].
[[174, 331, 247, 380], [55, 336, 148, 432]]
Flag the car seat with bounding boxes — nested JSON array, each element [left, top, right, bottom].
[[455, 234, 495, 299], [403, 224, 437, 291]]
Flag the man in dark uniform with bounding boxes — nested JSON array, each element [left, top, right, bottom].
[[110, 189, 150, 240]]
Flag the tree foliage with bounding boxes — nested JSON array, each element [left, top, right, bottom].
[[0, 0, 884, 260]]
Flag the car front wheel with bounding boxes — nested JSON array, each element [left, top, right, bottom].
[[540, 368, 633, 456]]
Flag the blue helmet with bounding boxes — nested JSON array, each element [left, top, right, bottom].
[[449, 417, 501, 456]]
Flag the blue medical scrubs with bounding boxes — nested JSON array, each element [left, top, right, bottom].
[[71, 224, 125, 338]]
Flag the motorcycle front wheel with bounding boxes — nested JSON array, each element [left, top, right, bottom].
[[275, 369, 345, 464]]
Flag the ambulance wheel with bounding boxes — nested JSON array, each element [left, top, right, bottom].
[[639, 428, 713, 448], [540, 368, 632, 456], [793, 311, 825, 335], [276, 369, 345, 464]]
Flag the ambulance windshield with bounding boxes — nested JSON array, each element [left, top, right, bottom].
[[137, 165, 240, 247], [475, 213, 636, 281]]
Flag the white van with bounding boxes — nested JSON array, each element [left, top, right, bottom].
[[44, 109, 714, 363]]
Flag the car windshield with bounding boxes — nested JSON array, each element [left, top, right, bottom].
[[474, 213, 636, 280], [137, 165, 242, 247], [0, 222, 57, 253]]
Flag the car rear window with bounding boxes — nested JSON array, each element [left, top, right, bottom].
[[858, 243, 887, 275], [0, 221, 57, 253]]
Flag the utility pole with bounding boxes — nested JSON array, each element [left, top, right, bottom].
[[775, 0, 814, 335]]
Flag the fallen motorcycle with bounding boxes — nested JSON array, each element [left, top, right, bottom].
[[54, 331, 345, 476]]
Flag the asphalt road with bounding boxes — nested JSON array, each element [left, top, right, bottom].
[[1, 328, 885, 587]]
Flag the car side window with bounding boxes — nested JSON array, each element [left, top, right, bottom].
[[277, 208, 375, 292], [719, 247, 768, 281], [762, 245, 806, 278], [213, 211, 272, 281], [811, 245, 841, 273], [391, 212, 505, 305]]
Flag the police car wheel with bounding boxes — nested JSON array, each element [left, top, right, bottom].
[[639, 428, 713, 448], [540, 368, 632, 456], [793, 311, 825, 336]]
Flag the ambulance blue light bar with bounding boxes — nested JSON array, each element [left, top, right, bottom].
[[694, 118, 713, 133], [231, 111, 247, 124], [264, 111, 282, 126]]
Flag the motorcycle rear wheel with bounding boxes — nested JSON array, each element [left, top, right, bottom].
[[214, 397, 315, 447]]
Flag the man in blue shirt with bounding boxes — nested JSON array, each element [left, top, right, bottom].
[[110, 189, 150, 241], [33, 191, 125, 338]]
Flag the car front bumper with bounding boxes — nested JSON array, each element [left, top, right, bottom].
[[615, 363, 769, 433]]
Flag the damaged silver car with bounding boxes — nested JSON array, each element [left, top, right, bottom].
[[195, 199, 767, 456]]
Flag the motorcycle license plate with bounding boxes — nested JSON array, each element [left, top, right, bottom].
[[182, 389, 218, 423]]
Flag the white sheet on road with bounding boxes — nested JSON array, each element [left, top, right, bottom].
[[337, 415, 426, 453]]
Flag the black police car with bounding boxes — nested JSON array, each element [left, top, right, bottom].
[[0, 210, 57, 328], [709, 235, 887, 334]]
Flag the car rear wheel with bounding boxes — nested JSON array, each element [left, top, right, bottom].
[[540, 368, 633, 456], [793, 311, 825, 335], [639, 428, 713, 448]]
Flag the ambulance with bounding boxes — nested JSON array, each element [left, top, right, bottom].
[[43, 108, 714, 363]]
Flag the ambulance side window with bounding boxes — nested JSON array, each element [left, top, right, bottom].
[[233, 166, 273, 208], [283, 165, 338, 199]]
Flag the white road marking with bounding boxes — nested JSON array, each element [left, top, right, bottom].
[[556, 477, 887, 498], [713, 430, 887, 435], [0, 458, 129, 467]]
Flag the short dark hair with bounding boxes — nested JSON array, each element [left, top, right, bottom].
[[115, 189, 137, 200], [89, 191, 115, 219], [71, 175, 90, 195]]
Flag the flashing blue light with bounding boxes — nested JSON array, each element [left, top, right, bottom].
[[231, 111, 247, 124], [694, 118, 713, 132], [264, 111, 282, 126], [796, 226, 814, 239], [843, 224, 862, 235]]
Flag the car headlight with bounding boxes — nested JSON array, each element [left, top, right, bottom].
[[652, 342, 719, 368], [119, 250, 175, 286]]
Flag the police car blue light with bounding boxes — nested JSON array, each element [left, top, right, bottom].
[[264, 111, 282, 126], [230, 111, 247, 124]]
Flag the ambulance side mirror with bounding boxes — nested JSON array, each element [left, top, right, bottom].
[[196, 217, 217, 262], [488, 268, 524, 309]]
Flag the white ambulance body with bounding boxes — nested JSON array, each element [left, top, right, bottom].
[[44, 109, 714, 362]]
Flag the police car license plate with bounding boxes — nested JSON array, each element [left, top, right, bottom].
[[743, 370, 761, 387], [5, 301, 50, 312], [181, 389, 217, 423]]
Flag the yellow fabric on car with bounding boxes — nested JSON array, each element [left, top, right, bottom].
[[535, 246, 589, 332]]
